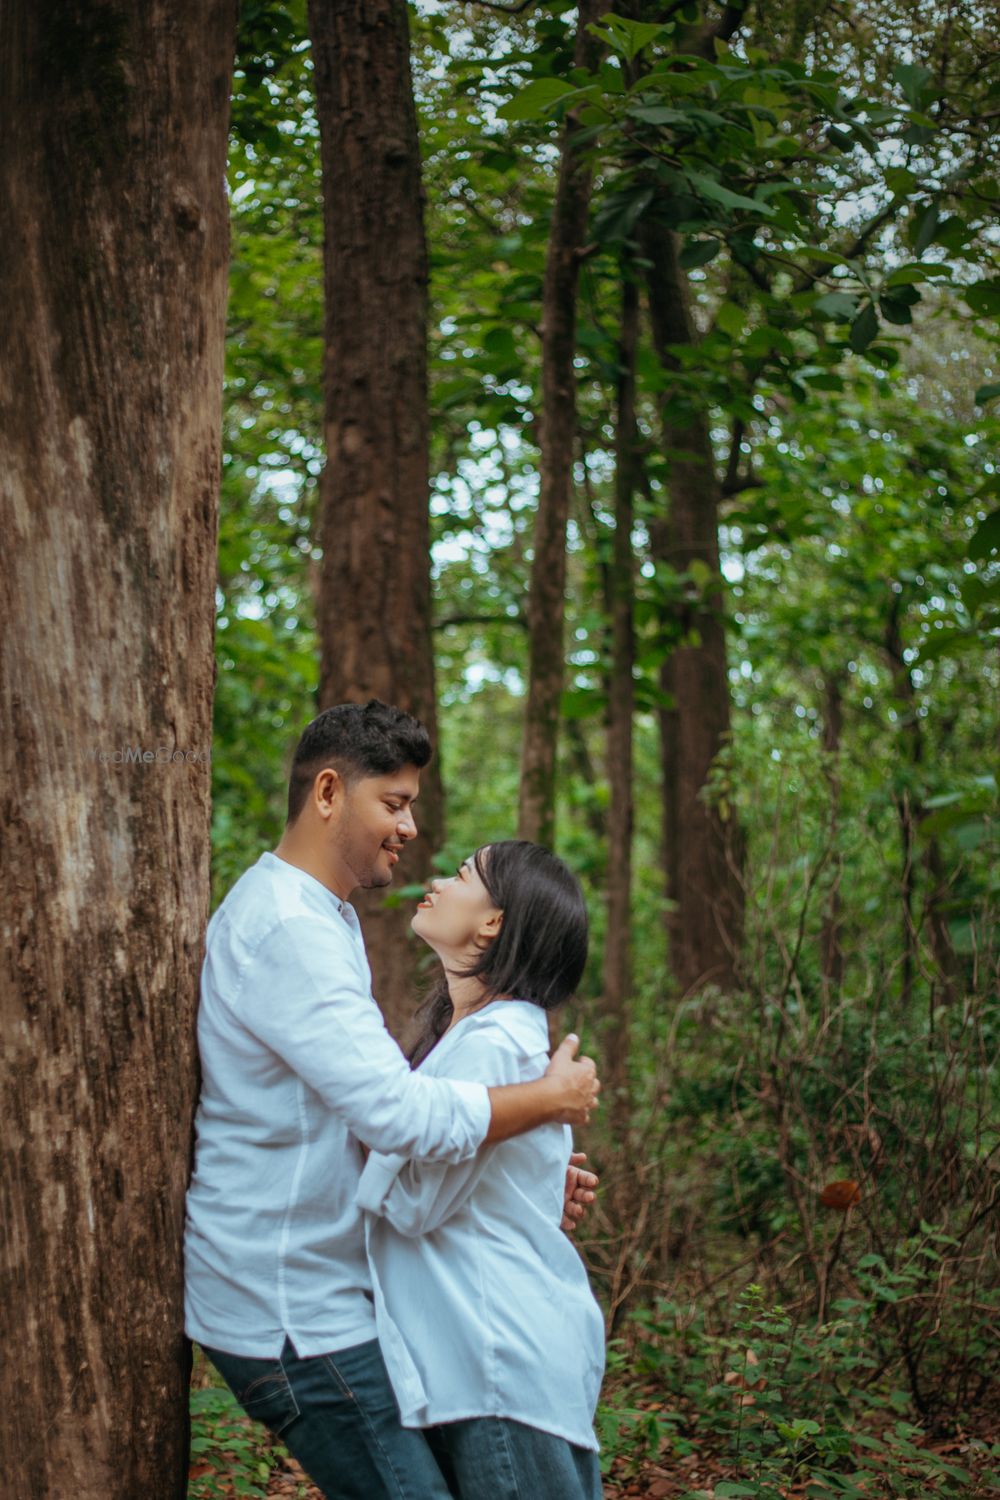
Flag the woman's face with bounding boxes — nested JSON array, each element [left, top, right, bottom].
[[411, 849, 502, 957]]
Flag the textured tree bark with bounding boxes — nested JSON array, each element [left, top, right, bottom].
[[641, 223, 745, 995], [308, 0, 442, 1041], [518, 0, 604, 847], [600, 273, 639, 1146], [0, 3, 236, 1496]]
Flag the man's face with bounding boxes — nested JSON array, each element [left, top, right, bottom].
[[331, 766, 420, 891]]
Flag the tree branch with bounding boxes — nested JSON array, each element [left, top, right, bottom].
[[434, 612, 527, 630]]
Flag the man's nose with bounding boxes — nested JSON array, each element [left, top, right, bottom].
[[397, 807, 417, 841]]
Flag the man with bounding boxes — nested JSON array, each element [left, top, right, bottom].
[[184, 700, 600, 1500]]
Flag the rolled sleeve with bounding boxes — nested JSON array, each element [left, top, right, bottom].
[[233, 917, 490, 1163], [357, 1031, 524, 1236]]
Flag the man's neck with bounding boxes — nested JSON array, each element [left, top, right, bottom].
[[273, 829, 355, 903]]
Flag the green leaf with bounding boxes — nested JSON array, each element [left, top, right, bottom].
[[885, 165, 919, 196], [975, 382, 1000, 406], [965, 281, 1000, 318], [627, 104, 689, 126], [561, 686, 605, 720], [849, 302, 879, 352], [909, 202, 939, 256], [715, 302, 744, 338], [679, 236, 722, 268], [814, 291, 858, 321], [879, 285, 920, 325], [970, 509, 1000, 560], [894, 61, 933, 106], [483, 326, 518, 360], [588, 13, 668, 62], [685, 171, 775, 216], [496, 78, 576, 122]]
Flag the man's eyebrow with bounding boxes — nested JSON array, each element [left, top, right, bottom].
[[386, 789, 417, 803]]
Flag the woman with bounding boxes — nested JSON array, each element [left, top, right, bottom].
[[356, 840, 605, 1500]]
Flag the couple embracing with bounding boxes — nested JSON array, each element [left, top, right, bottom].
[[184, 701, 607, 1500]]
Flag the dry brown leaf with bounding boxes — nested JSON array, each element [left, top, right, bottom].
[[819, 1179, 862, 1210]]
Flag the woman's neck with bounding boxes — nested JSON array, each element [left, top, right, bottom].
[[442, 966, 491, 1030]]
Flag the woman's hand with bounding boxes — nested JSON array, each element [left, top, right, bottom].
[[561, 1151, 598, 1234]]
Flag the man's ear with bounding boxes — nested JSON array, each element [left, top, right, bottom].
[[313, 766, 345, 820]]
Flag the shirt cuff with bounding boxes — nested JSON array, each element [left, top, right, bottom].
[[451, 1079, 491, 1157], [356, 1152, 408, 1216]]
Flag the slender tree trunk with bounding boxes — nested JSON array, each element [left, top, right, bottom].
[[600, 273, 639, 1145], [819, 671, 847, 1004], [883, 593, 957, 1004], [308, 0, 442, 1040], [518, 0, 604, 846], [0, 4, 236, 1495], [641, 224, 745, 995]]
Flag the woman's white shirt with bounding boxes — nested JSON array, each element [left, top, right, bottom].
[[356, 999, 605, 1451]]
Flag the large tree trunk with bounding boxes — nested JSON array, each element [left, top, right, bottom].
[[641, 223, 745, 995], [0, 4, 236, 1496], [308, 0, 442, 1041], [518, 0, 604, 847]]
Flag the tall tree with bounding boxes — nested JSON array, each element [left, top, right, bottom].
[[308, 0, 443, 1039], [600, 271, 639, 1141], [518, 0, 604, 846], [642, 225, 745, 994], [0, 3, 237, 1496]]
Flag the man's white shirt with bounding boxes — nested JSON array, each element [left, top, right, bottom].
[[357, 1000, 605, 1450], [183, 851, 491, 1357]]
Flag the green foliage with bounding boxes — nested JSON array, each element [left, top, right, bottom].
[[211, 7, 1000, 1481], [599, 1285, 1000, 1496], [189, 1385, 277, 1499]]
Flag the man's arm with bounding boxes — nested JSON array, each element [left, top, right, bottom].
[[357, 1034, 595, 1237], [235, 922, 599, 1162]]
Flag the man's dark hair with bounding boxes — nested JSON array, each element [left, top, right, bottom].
[[410, 840, 589, 1065], [286, 700, 431, 824]]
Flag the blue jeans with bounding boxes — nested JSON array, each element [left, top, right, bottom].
[[200, 1336, 451, 1500], [426, 1417, 603, 1500]]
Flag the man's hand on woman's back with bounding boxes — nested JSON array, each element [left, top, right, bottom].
[[545, 1034, 600, 1127]]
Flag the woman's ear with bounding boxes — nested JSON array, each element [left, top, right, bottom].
[[476, 908, 503, 945]]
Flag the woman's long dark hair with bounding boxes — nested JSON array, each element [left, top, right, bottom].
[[408, 840, 588, 1067]]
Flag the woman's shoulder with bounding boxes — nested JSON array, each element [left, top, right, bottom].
[[462, 999, 550, 1055], [424, 1000, 549, 1076]]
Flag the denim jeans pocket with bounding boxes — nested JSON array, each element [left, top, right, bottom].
[[204, 1347, 302, 1440], [237, 1367, 300, 1436]]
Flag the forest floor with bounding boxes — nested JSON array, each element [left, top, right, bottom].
[[189, 1391, 1000, 1499]]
